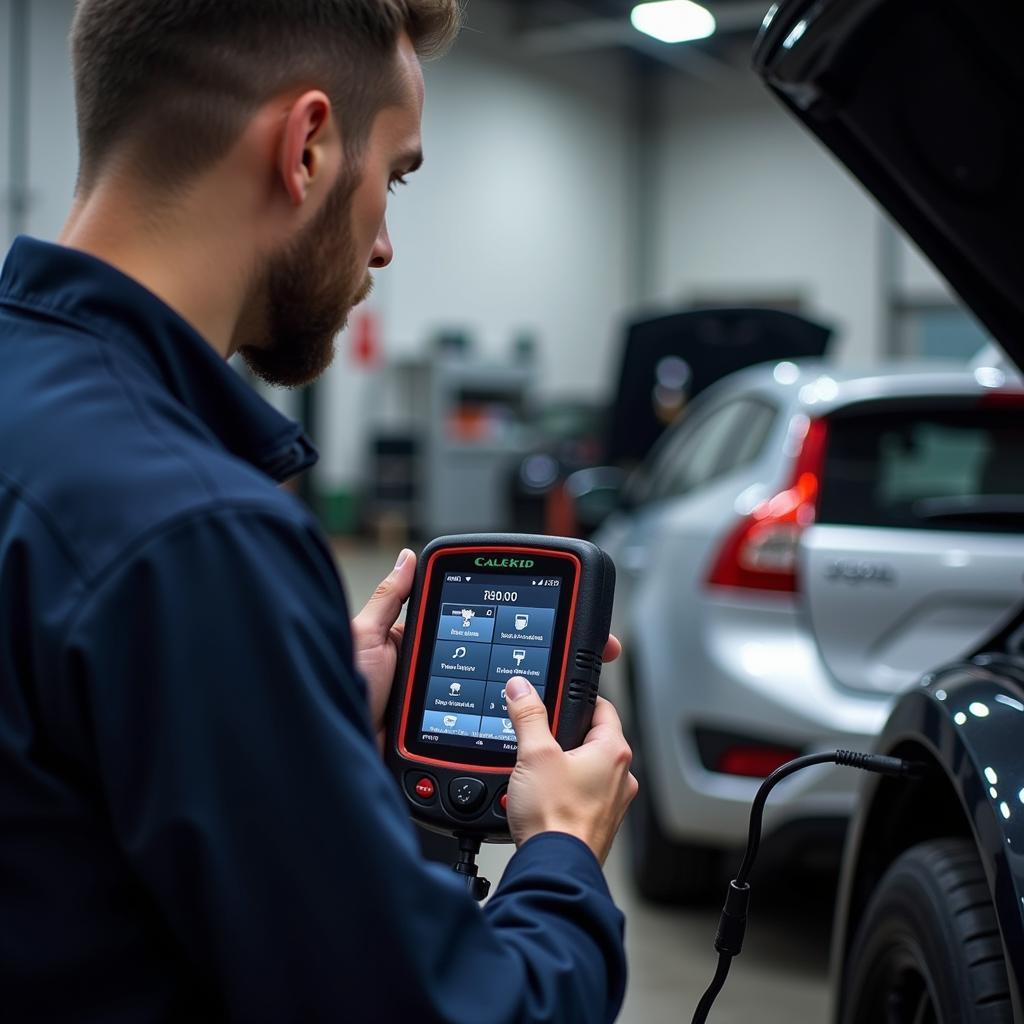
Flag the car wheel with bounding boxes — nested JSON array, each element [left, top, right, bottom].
[[626, 733, 719, 906], [842, 838, 1012, 1024]]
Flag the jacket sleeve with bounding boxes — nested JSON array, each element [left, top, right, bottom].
[[61, 504, 626, 1024]]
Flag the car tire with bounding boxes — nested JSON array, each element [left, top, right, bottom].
[[842, 838, 1012, 1024], [626, 733, 719, 906]]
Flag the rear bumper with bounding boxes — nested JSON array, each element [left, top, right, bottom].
[[633, 593, 896, 849]]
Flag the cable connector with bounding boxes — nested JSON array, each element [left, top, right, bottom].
[[835, 750, 920, 778], [452, 836, 491, 901], [714, 881, 751, 958]]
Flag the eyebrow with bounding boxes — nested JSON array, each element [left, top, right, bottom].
[[396, 149, 424, 174]]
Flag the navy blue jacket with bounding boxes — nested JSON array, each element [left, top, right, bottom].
[[0, 237, 627, 1023]]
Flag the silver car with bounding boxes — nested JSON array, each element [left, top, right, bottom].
[[592, 359, 1024, 903]]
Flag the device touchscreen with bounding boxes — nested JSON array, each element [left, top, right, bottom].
[[409, 566, 570, 763]]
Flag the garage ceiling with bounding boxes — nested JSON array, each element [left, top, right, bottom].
[[503, 0, 773, 79]]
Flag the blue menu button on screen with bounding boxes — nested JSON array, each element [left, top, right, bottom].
[[437, 605, 496, 644], [488, 644, 550, 683], [494, 606, 556, 647], [478, 715, 519, 740], [430, 639, 491, 681], [426, 677, 486, 715], [422, 710, 481, 737]]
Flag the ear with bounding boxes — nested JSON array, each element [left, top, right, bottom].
[[277, 90, 337, 207]]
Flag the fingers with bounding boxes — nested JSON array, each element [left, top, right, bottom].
[[602, 634, 622, 663], [352, 550, 416, 644], [505, 677, 556, 757], [578, 698, 631, 766], [589, 695, 623, 731]]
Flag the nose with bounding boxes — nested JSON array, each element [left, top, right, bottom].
[[370, 220, 393, 269]]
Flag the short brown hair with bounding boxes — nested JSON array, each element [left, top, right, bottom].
[[70, 0, 461, 191]]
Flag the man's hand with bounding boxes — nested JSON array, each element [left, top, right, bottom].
[[351, 549, 416, 749], [504, 678, 638, 865], [351, 550, 625, 760]]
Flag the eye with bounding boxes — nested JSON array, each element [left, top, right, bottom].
[[387, 174, 409, 195]]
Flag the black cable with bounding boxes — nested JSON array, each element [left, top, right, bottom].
[[735, 751, 837, 886], [690, 749, 917, 1024], [692, 952, 732, 1023]]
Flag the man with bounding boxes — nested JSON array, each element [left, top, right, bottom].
[[0, 1, 638, 1021]]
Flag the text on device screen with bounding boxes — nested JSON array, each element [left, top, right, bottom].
[[418, 572, 563, 754]]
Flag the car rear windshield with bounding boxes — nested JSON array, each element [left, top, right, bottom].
[[817, 403, 1024, 533]]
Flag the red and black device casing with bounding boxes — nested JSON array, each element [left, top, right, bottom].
[[385, 534, 616, 841]]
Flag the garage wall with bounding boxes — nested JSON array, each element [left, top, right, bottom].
[[649, 69, 889, 366], [24, 0, 79, 244], [0, 0, 10, 245], [380, 41, 634, 394], [0, 0, 637, 493], [316, 9, 637, 492]]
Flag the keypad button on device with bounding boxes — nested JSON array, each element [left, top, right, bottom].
[[405, 772, 438, 804], [448, 777, 487, 813]]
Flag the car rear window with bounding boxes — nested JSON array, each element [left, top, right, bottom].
[[817, 404, 1024, 533]]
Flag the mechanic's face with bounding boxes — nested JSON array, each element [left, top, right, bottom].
[[242, 36, 424, 388]]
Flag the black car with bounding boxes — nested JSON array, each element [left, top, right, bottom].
[[755, 1, 1024, 1022]]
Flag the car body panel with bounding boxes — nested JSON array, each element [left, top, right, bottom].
[[754, 0, 1024, 370], [802, 527, 1024, 694], [830, 638, 1024, 1022]]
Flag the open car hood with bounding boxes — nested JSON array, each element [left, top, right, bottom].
[[753, 0, 1024, 372]]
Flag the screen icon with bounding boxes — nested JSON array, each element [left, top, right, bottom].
[[453, 646, 467, 659], [448, 682, 462, 696], [502, 719, 515, 734], [460, 609, 476, 628], [443, 715, 458, 728], [515, 614, 530, 631], [512, 649, 527, 666]]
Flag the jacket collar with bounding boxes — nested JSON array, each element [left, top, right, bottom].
[[0, 236, 318, 483]]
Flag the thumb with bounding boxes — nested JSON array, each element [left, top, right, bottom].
[[505, 676, 554, 755], [353, 549, 416, 641]]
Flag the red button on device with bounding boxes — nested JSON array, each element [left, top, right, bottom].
[[499, 793, 508, 811], [415, 777, 435, 800]]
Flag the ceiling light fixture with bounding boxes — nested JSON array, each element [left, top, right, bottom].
[[630, 0, 717, 44]]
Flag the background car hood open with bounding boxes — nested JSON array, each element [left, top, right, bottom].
[[753, 0, 1024, 372]]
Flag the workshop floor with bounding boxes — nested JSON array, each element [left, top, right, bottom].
[[336, 542, 832, 1024]]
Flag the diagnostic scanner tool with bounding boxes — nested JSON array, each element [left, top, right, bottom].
[[386, 534, 615, 841]]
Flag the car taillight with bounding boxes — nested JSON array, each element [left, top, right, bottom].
[[717, 745, 802, 779], [706, 418, 829, 593], [980, 389, 1024, 409]]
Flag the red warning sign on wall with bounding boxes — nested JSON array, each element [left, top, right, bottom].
[[351, 310, 381, 367]]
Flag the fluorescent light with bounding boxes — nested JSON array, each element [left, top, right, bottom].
[[630, 1, 716, 44]]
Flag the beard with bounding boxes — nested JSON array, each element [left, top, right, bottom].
[[240, 174, 373, 389]]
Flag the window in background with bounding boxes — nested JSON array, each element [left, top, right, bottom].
[[642, 397, 777, 504], [892, 303, 992, 361]]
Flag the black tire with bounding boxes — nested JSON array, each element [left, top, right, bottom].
[[626, 720, 719, 905], [842, 838, 1013, 1024]]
